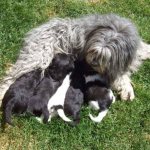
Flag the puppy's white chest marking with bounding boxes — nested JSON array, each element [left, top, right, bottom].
[[47, 74, 70, 120]]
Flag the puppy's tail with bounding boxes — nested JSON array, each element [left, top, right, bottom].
[[2, 98, 15, 126], [54, 105, 72, 122], [89, 109, 108, 123]]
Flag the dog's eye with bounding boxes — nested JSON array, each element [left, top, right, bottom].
[[90, 56, 99, 67], [91, 61, 99, 67]]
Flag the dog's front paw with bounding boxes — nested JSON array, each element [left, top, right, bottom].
[[119, 83, 135, 101]]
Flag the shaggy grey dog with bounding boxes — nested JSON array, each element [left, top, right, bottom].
[[0, 13, 150, 104]]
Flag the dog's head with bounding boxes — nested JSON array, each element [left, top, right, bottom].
[[48, 53, 75, 80], [84, 14, 139, 82]]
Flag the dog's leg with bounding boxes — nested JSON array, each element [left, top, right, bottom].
[[48, 112, 57, 122], [35, 117, 43, 123], [2, 98, 16, 126], [35, 109, 49, 124], [137, 41, 150, 60], [48, 108, 56, 122], [112, 74, 134, 101], [71, 111, 80, 126], [42, 107, 50, 124], [113, 41, 150, 101]]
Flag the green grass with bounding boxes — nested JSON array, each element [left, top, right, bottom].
[[0, 0, 150, 149]]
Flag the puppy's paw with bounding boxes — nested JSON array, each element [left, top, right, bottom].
[[119, 83, 135, 101], [35, 117, 43, 124], [48, 117, 51, 122], [109, 89, 116, 103], [112, 96, 116, 103]]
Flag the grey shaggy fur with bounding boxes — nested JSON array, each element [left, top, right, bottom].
[[0, 13, 150, 103]]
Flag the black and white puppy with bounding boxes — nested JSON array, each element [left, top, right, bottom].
[[63, 61, 85, 126], [1, 54, 74, 125], [74, 60, 116, 123], [84, 73, 116, 123], [47, 60, 85, 125]]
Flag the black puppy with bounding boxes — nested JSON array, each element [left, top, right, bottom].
[[1, 54, 74, 125], [1, 69, 42, 125], [63, 60, 85, 125]]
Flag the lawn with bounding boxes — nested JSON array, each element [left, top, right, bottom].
[[0, 0, 150, 149]]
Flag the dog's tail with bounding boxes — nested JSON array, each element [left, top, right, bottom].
[[54, 105, 72, 122], [89, 109, 108, 123], [2, 98, 15, 126]]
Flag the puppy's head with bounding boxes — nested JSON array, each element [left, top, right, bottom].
[[48, 53, 75, 80], [88, 87, 115, 123], [102, 88, 116, 104], [87, 86, 115, 103]]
